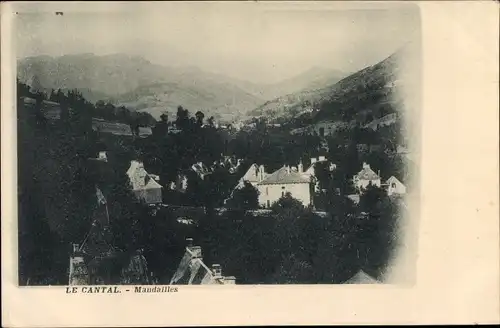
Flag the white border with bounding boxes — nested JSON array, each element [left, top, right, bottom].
[[2, 1, 499, 326]]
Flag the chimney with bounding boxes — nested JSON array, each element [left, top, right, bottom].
[[310, 157, 317, 164], [212, 264, 222, 278], [286, 165, 291, 174], [362, 162, 370, 169], [72, 243, 80, 254], [298, 161, 303, 173], [186, 237, 194, 248], [258, 165, 265, 181], [318, 156, 326, 162]]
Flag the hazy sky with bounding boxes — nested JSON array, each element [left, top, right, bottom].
[[14, 2, 420, 84]]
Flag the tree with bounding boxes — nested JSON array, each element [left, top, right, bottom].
[[271, 253, 315, 284], [226, 181, 259, 210], [359, 184, 386, 214], [207, 116, 215, 128], [270, 192, 305, 217], [176, 106, 189, 131], [195, 111, 205, 127]]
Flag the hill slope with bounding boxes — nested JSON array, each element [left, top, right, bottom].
[[17, 54, 265, 120], [17, 54, 348, 121], [250, 40, 421, 127]]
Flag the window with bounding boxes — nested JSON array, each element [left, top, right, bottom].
[[391, 183, 396, 188], [266, 187, 268, 195], [266, 200, 270, 208]]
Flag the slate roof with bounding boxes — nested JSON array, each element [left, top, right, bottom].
[[127, 160, 162, 190], [259, 166, 311, 185]]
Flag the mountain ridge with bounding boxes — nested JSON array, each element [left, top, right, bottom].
[[17, 53, 348, 121], [249, 40, 421, 128]]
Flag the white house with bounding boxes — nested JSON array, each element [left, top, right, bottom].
[[257, 165, 313, 208], [191, 162, 212, 180], [127, 160, 162, 204], [385, 176, 406, 196], [353, 163, 381, 191]]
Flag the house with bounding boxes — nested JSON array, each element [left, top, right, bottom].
[[353, 162, 381, 191], [191, 162, 212, 180], [238, 163, 268, 187], [217, 156, 242, 174], [167, 124, 182, 134], [21, 96, 70, 121], [91, 118, 152, 137], [385, 176, 406, 196], [127, 160, 162, 204], [257, 165, 313, 208], [68, 187, 152, 285], [170, 238, 236, 285], [88, 151, 108, 163], [168, 174, 188, 192], [364, 113, 398, 131]]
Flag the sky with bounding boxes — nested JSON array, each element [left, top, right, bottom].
[[14, 2, 420, 84]]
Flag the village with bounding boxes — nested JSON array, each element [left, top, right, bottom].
[[18, 75, 409, 286], [68, 131, 407, 285]]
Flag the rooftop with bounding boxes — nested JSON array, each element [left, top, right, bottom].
[[259, 166, 311, 185], [355, 163, 381, 181]]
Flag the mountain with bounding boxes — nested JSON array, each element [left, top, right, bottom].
[[250, 40, 421, 127], [17, 54, 348, 122], [17, 54, 265, 121], [230, 66, 347, 101], [266, 66, 347, 98], [17, 54, 168, 101]]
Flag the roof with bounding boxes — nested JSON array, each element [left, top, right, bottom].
[[143, 175, 162, 190], [241, 164, 262, 183], [386, 176, 404, 185], [191, 162, 212, 176], [344, 270, 380, 284], [120, 252, 150, 284], [80, 221, 116, 259], [170, 245, 234, 285], [355, 164, 380, 181], [127, 160, 162, 190], [259, 166, 311, 185]]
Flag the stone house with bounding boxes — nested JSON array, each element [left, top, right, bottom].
[[257, 165, 313, 208], [127, 160, 162, 204], [353, 162, 381, 191], [385, 176, 406, 196]]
